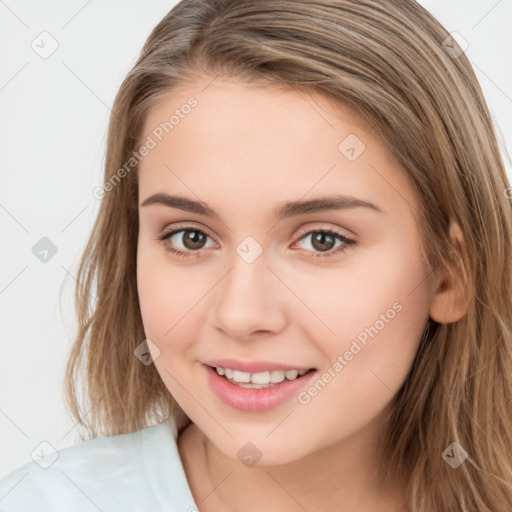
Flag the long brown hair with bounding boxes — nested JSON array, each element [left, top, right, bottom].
[[64, 1, 512, 509]]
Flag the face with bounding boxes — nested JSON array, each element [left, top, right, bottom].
[[136, 78, 435, 466]]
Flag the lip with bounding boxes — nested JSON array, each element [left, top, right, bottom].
[[203, 358, 316, 374], [203, 363, 317, 412]]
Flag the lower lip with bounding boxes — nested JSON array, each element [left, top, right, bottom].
[[204, 364, 317, 412]]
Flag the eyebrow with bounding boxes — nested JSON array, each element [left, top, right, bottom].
[[140, 193, 384, 219]]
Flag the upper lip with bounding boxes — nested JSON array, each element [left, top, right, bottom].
[[203, 358, 316, 374]]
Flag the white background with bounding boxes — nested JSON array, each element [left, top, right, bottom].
[[1, 0, 511, 479]]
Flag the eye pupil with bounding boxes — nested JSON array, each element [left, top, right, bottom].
[[312, 232, 335, 252], [183, 230, 206, 250]]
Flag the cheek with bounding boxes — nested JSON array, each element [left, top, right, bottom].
[[136, 243, 210, 413], [137, 244, 187, 344], [136, 242, 211, 367], [137, 244, 169, 335], [297, 239, 431, 378], [289, 244, 430, 449]]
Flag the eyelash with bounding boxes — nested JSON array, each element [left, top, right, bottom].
[[156, 224, 356, 259]]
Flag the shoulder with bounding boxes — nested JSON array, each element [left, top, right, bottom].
[[0, 418, 199, 512]]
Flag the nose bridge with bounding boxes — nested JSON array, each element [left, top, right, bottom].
[[212, 242, 285, 337]]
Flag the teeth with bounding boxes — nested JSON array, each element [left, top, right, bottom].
[[214, 366, 311, 386], [232, 370, 251, 383], [251, 371, 271, 385]]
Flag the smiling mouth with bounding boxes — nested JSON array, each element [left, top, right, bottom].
[[208, 365, 316, 388]]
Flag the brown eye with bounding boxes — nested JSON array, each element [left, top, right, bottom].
[[295, 229, 356, 258], [310, 232, 337, 252], [176, 230, 207, 250], [158, 226, 215, 258]]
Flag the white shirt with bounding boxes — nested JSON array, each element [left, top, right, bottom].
[[0, 417, 200, 511]]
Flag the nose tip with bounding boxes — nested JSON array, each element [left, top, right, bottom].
[[210, 260, 287, 340]]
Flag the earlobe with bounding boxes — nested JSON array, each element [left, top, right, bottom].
[[429, 219, 471, 324]]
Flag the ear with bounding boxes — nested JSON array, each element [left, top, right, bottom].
[[429, 219, 471, 324]]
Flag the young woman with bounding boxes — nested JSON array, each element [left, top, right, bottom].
[[1, 1, 511, 511]]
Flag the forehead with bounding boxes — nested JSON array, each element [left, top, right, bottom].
[[137, 78, 419, 222]]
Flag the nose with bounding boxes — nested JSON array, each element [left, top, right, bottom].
[[210, 250, 287, 341]]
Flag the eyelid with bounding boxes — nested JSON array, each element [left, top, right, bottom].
[[157, 222, 356, 257], [291, 225, 356, 257], [158, 222, 217, 241], [294, 223, 354, 240]]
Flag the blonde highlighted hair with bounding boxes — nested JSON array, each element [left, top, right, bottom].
[[65, 1, 512, 509]]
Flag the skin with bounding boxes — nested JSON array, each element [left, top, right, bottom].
[[136, 77, 467, 512]]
